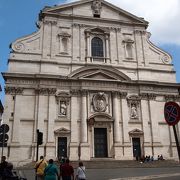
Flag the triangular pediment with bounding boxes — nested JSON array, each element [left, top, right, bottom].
[[42, 0, 148, 26], [81, 70, 119, 80]]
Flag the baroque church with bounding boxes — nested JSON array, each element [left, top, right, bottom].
[[2, 0, 180, 163]]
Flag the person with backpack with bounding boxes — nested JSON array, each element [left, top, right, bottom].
[[76, 162, 86, 180], [35, 156, 47, 180], [44, 159, 59, 180]]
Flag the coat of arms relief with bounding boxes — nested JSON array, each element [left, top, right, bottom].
[[92, 92, 107, 112]]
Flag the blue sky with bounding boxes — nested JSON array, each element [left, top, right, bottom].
[[0, 0, 180, 103]]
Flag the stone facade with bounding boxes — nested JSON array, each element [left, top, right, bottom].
[[2, 0, 180, 163]]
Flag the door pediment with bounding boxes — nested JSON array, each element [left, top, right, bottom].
[[54, 127, 70, 134], [129, 129, 144, 136]]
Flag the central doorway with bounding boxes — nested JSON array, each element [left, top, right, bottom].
[[94, 128, 108, 157]]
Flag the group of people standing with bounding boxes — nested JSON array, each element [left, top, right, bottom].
[[35, 156, 86, 180]]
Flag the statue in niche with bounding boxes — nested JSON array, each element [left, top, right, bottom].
[[60, 101, 67, 116], [131, 104, 138, 118]]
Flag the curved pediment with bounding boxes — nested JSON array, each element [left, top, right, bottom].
[[68, 66, 131, 82], [54, 127, 70, 134], [129, 129, 144, 136]]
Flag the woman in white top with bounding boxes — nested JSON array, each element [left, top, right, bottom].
[[76, 162, 86, 180]]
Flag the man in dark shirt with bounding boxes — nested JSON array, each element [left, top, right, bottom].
[[60, 159, 74, 180], [0, 156, 8, 179]]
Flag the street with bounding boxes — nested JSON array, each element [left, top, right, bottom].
[[19, 167, 180, 180]]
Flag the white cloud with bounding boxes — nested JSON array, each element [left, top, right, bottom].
[[106, 0, 180, 45], [63, 0, 180, 45]]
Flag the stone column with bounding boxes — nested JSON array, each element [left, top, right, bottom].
[[72, 24, 79, 61], [134, 30, 144, 67], [105, 33, 110, 64], [121, 93, 132, 158], [36, 88, 49, 157], [11, 88, 24, 144], [51, 21, 57, 58], [110, 28, 117, 64], [42, 20, 51, 58], [80, 90, 90, 160], [112, 92, 122, 159], [9, 88, 23, 161], [46, 89, 56, 159], [69, 90, 79, 160], [81, 90, 88, 143], [86, 32, 91, 62]]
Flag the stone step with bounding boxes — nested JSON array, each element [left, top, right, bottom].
[[17, 160, 180, 170]]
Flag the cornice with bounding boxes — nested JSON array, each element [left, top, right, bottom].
[[6, 58, 176, 75], [43, 12, 146, 28], [2, 73, 180, 94]]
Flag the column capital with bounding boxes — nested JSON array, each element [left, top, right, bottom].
[[140, 93, 156, 100], [5, 86, 24, 95], [81, 90, 88, 96], [70, 89, 81, 96]]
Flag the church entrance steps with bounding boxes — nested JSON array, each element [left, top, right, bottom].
[[17, 159, 179, 170]]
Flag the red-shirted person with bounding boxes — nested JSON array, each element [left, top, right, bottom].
[[60, 159, 74, 180]]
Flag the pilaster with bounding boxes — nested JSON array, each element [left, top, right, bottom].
[[51, 21, 57, 58], [69, 90, 79, 160], [42, 20, 52, 58]]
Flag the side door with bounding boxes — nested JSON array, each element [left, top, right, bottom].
[[58, 137, 67, 159]]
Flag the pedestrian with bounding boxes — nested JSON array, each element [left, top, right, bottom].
[[60, 157, 65, 177], [76, 162, 86, 180], [60, 158, 74, 180], [0, 156, 8, 180], [44, 159, 59, 180], [34, 156, 48, 180]]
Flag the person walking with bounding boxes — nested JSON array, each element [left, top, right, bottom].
[[44, 159, 59, 180], [0, 156, 8, 180], [60, 159, 74, 180], [76, 162, 86, 180], [35, 156, 48, 180]]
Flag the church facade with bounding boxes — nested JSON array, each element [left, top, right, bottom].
[[2, 0, 180, 163]]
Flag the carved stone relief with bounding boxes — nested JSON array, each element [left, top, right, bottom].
[[92, 92, 107, 112], [91, 0, 102, 15]]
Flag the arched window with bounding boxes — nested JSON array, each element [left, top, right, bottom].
[[91, 37, 103, 57]]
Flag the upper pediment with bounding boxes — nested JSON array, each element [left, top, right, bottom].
[[41, 0, 148, 26]]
